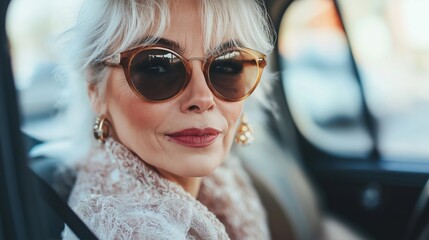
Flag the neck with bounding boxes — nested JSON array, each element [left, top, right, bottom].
[[158, 170, 202, 198], [177, 177, 202, 197]]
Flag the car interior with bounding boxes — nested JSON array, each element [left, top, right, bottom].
[[1, 0, 429, 240]]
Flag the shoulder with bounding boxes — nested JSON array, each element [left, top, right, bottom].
[[199, 155, 271, 239], [66, 194, 194, 240], [205, 155, 252, 188]]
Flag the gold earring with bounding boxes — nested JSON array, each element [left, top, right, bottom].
[[235, 114, 254, 146], [93, 116, 111, 143]]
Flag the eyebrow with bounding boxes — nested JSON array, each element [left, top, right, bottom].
[[135, 37, 242, 55], [133, 37, 186, 54], [209, 40, 243, 55], [154, 38, 186, 54]]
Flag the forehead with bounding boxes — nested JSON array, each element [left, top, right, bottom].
[[133, 0, 237, 55], [161, 0, 204, 55], [168, 0, 202, 30]]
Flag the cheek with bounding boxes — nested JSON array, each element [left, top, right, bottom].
[[116, 103, 158, 130], [222, 102, 244, 135], [104, 70, 166, 139]]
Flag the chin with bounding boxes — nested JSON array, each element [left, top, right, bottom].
[[178, 155, 224, 177]]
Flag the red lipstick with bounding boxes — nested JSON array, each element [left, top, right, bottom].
[[166, 128, 220, 148]]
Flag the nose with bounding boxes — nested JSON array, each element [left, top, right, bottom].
[[180, 62, 215, 113]]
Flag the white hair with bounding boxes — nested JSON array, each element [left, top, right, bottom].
[[32, 0, 275, 164]]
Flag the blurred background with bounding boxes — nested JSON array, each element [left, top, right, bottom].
[[6, 0, 82, 142], [279, 0, 429, 162]]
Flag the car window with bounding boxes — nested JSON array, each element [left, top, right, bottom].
[[339, 0, 429, 161], [279, 0, 429, 161], [6, 0, 82, 142]]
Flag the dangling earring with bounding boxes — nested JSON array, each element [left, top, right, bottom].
[[235, 114, 254, 146], [93, 116, 111, 143]]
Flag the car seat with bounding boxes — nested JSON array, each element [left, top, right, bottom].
[[232, 80, 368, 240]]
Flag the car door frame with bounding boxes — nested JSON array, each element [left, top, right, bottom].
[[0, 1, 48, 239]]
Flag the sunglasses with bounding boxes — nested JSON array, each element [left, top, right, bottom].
[[103, 45, 266, 102]]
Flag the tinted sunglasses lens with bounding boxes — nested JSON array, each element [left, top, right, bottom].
[[129, 49, 186, 101], [209, 50, 259, 101]]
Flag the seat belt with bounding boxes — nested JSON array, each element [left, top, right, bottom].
[[28, 167, 99, 240]]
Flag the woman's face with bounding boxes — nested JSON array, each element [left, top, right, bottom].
[[92, 0, 243, 180]]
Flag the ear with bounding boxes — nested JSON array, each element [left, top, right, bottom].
[[88, 83, 107, 115]]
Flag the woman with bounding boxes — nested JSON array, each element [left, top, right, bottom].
[[60, 0, 274, 239]]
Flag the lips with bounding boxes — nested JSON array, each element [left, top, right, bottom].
[[166, 128, 221, 147]]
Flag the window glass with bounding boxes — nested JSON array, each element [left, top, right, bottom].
[[6, 0, 82, 141], [279, 0, 429, 161], [279, 0, 373, 158], [338, 0, 429, 161]]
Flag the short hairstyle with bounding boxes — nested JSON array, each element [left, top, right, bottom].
[[33, 0, 275, 163]]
